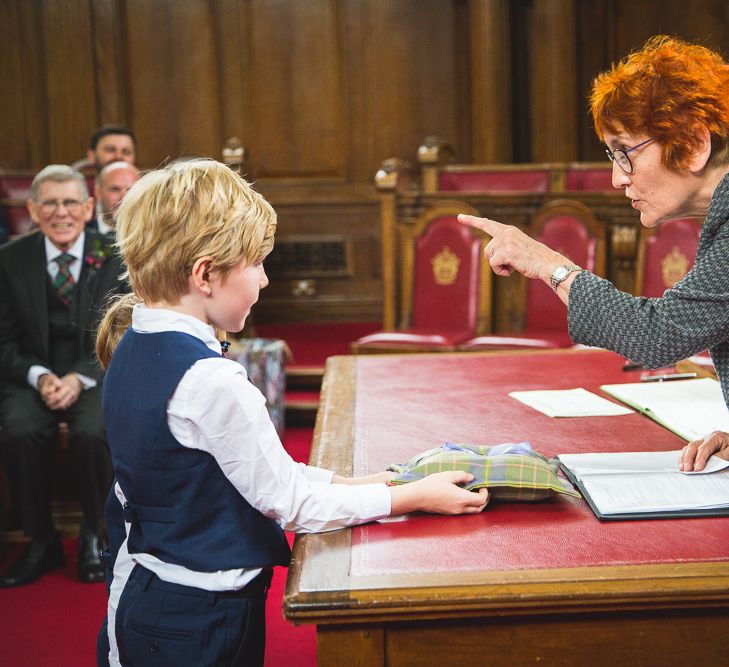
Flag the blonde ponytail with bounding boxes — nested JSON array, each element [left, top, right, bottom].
[[97, 293, 141, 369]]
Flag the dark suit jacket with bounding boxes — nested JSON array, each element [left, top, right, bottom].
[[0, 229, 126, 387]]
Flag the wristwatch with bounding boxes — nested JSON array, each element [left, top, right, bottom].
[[549, 264, 582, 291]]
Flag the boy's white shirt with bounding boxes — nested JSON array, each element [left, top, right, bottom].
[[107, 305, 391, 666]]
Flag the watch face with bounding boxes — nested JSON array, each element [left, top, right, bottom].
[[553, 266, 569, 280]]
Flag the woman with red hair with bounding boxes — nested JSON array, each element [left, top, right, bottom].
[[460, 36, 729, 471]]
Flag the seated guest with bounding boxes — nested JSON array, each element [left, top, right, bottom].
[[85, 126, 137, 172], [459, 36, 729, 472], [92, 161, 140, 235], [0, 165, 125, 587]]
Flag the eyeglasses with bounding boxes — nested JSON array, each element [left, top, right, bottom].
[[605, 138, 653, 174], [37, 198, 86, 214]]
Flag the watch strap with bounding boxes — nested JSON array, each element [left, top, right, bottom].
[[549, 264, 582, 291]]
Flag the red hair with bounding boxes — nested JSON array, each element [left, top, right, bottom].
[[591, 36, 729, 169]]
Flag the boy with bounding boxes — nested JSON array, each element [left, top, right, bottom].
[[96, 159, 488, 666]]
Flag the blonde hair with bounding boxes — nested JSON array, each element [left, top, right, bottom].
[[96, 159, 275, 366], [96, 293, 139, 369], [116, 159, 276, 302]]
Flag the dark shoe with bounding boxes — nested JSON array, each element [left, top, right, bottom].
[[0, 537, 65, 588], [78, 532, 104, 583]]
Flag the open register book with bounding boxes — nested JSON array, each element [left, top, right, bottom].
[[558, 450, 729, 520], [600, 377, 729, 442]]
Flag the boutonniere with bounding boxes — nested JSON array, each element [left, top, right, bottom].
[[84, 238, 114, 272]]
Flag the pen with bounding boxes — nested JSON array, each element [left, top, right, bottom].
[[622, 361, 644, 371], [641, 372, 698, 382]]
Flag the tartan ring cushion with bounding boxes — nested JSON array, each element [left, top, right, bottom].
[[388, 442, 579, 502]]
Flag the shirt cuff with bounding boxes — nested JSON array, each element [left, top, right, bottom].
[[303, 465, 335, 484], [28, 365, 52, 391], [75, 373, 98, 390]]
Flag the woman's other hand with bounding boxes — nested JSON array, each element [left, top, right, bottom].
[[679, 431, 729, 471]]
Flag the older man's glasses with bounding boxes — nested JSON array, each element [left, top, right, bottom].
[[605, 138, 653, 174], [37, 198, 85, 214]]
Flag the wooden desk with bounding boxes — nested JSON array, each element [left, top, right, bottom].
[[284, 350, 729, 666]]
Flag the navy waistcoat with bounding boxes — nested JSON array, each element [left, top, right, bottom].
[[103, 329, 291, 572]]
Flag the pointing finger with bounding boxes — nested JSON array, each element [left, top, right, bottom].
[[457, 214, 503, 236]]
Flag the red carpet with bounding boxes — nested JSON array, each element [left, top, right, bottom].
[[0, 427, 316, 667]]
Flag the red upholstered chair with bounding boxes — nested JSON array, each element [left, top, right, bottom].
[[635, 218, 702, 298], [460, 200, 606, 351], [0, 170, 36, 237], [352, 202, 492, 353]]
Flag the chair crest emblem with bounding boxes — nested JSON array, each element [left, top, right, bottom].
[[432, 246, 460, 285], [660, 246, 690, 288]]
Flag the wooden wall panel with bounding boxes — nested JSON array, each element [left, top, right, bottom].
[[124, 0, 221, 167], [90, 0, 127, 125], [244, 0, 344, 180], [0, 0, 30, 168], [2, 0, 729, 323], [42, 0, 98, 163], [364, 0, 470, 167]]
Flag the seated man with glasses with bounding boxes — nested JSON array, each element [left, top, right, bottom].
[[0, 164, 126, 587]]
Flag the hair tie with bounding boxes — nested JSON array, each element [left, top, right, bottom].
[[220, 340, 231, 353]]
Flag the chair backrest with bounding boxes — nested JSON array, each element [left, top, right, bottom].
[[0, 170, 35, 237], [635, 218, 703, 298], [401, 202, 492, 338], [525, 200, 607, 331]]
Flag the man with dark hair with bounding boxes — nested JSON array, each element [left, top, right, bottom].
[[87, 126, 137, 171], [0, 165, 125, 587]]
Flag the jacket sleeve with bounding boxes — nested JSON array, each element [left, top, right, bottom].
[[568, 223, 729, 368], [0, 253, 47, 384]]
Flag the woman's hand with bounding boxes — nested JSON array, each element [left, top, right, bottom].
[[458, 214, 569, 282], [679, 431, 729, 471], [389, 470, 489, 515]]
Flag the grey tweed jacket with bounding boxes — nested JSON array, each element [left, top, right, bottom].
[[568, 172, 729, 408]]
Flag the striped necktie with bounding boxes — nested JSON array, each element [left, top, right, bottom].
[[53, 253, 75, 305]]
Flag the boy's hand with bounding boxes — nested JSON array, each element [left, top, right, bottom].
[[389, 470, 489, 516], [332, 471, 396, 485]]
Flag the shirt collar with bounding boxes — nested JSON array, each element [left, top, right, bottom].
[[96, 215, 113, 236], [131, 304, 223, 355], [45, 231, 85, 264]]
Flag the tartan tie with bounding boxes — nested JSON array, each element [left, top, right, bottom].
[[53, 253, 75, 305]]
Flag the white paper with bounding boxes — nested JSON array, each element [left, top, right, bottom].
[[558, 450, 729, 515], [558, 450, 729, 478], [509, 387, 634, 418], [581, 471, 729, 514], [600, 378, 729, 442]]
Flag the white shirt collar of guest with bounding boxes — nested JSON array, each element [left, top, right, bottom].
[[45, 232, 85, 282], [96, 214, 113, 236], [131, 303, 223, 355]]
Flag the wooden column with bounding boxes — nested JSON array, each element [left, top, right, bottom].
[[529, 0, 578, 162], [469, 0, 512, 163]]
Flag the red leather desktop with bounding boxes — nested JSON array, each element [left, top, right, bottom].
[[285, 349, 729, 667], [351, 351, 729, 575]]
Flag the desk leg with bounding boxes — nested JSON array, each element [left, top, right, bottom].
[[317, 626, 384, 667]]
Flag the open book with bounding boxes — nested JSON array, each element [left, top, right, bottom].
[[558, 450, 729, 520], [600, 377, 729, 442]]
